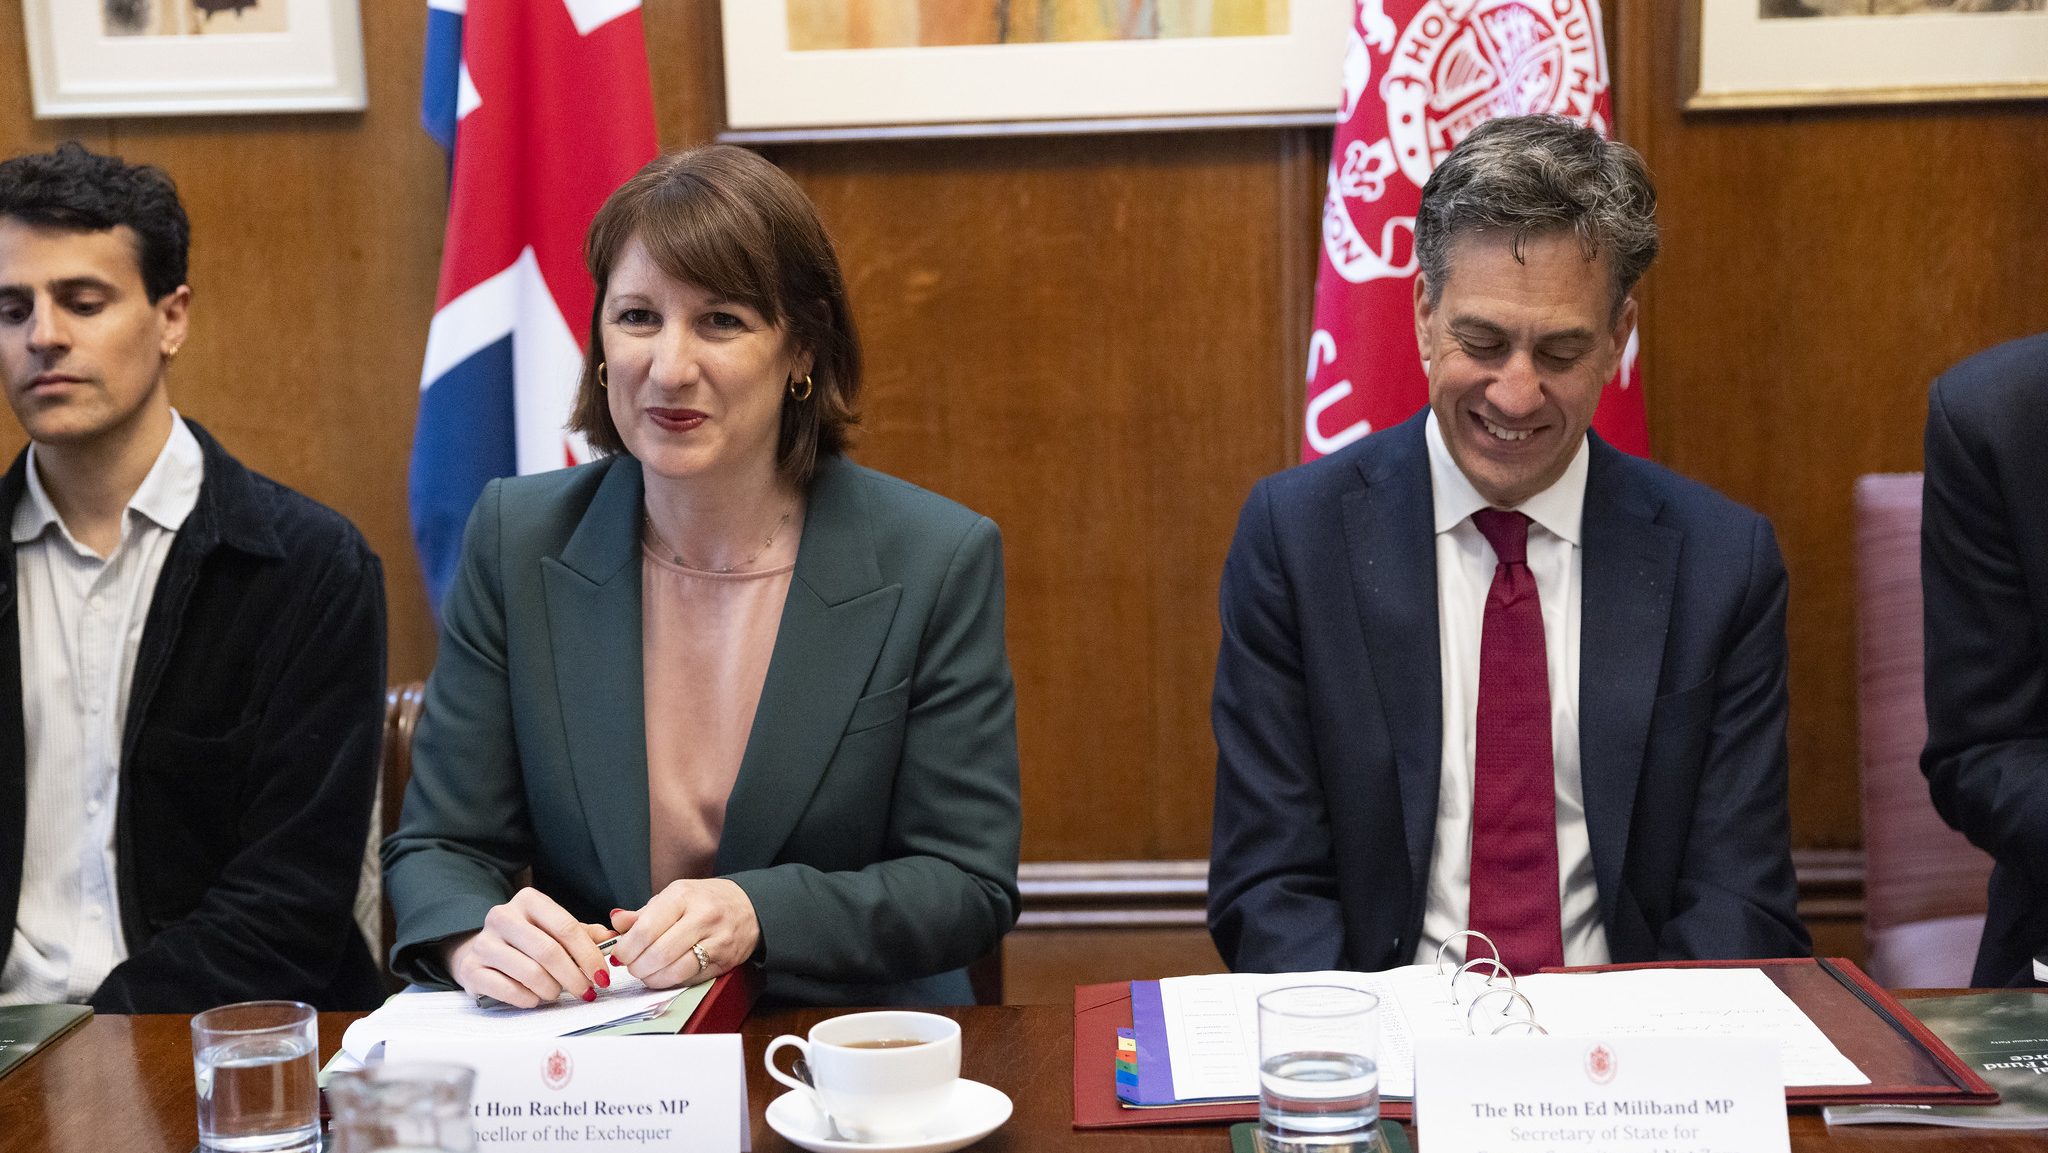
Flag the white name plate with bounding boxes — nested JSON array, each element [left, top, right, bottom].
[[386, 1035, 749, 1153], [1414, 1035, 1788, 1153]]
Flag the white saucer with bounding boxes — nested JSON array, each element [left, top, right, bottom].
[[764, 1078, 1013, 1153]]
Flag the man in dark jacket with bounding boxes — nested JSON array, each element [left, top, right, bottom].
[[1209, 117, 1808, 975], [1922, 331, 2048, 988], [0, 142, 386, 1011]]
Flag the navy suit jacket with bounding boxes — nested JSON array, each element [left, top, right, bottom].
[[1208, 413, 1809, 972], [1921, 331, 2048, 988]]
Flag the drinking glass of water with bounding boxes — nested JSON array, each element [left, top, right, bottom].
[[190, 1000, 320, 1153], [1256, 985, 1381, 1151], [327, 1061, 478, 1153]]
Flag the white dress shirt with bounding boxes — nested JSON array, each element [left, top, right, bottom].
[[1414, 411, 1610, 969], [0, 414, 204, 1006]]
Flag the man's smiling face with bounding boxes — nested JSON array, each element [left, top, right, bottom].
[[1414, 228, 1635, 507]]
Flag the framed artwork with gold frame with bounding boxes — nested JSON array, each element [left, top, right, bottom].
[[1685, 1, 2048, 111], [22, 0, 366, 118], [719, 0, 1352, 142]]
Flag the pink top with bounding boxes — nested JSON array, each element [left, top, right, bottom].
[[642, 540, 795, 889]]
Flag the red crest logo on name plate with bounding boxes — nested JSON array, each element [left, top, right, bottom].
[[543, 1047, 574, 1091], [1585, 1043, 1617, 1085]]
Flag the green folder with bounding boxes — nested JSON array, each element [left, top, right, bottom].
[[1229, 1119, 1411, 1152], [0, 1003, 91, 1080]]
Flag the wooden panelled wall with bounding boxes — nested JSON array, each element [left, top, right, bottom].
[[2, 0, 2045, 967], [1617, 0, 2048, 852], [0, 1, 447, 684]]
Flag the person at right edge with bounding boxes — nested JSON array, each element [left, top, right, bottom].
[[1208, 115, 1809, 976], [1921, 330, 2048, 988]]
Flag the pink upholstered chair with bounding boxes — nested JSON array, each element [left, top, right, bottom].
[[1854, 473, 1994, 988]]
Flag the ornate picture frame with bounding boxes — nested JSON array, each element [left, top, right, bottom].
[[718, 0, 1352, 142], [1685, 1, 2048, 110], [22, 0, 366, 118]]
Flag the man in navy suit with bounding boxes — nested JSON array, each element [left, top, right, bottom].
[[1920, 331, 2048, 988], [1208, 115, 1809, 974]]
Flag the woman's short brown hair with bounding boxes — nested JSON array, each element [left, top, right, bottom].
[[568, 145, 860, 486]]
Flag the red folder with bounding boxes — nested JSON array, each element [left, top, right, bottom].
[[1072, 958, 1994, 1129], [681, 965, 762, 1033], [1071, 981, 1415, 1130], [1538, 956, 1996, 1107]]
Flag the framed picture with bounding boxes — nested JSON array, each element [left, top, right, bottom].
[[1685, 0, 2048, 110], [22, 0, 366, 118], [719, 0, 1353, 141]]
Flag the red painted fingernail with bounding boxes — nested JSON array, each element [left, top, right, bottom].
[[581, 986, 598, 1002], [593, 968, 610, 989], [608, 954, 623, 966]]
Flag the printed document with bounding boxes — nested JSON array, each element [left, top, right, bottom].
[[1157, 965, 1867, 1104]]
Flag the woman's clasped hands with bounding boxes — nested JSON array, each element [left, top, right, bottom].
[[447, 881, 761, 1009]]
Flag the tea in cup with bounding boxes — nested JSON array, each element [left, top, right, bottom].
[[764, 1010, 961, 1141]]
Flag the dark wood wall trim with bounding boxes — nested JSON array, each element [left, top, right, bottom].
[[1016, 852, 1867, 938]]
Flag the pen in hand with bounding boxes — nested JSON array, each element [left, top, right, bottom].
[[473, 936, 621, 1011]]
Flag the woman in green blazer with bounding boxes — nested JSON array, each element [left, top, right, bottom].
[[382, 147, 1022, 1007]]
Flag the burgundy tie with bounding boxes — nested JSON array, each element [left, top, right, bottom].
[[1466, 509, 1565, 973]]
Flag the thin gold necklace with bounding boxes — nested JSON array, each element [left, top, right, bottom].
[[644, 504, 793, 574]]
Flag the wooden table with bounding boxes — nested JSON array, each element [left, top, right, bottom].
[[0, 1002, 2040, 1151]]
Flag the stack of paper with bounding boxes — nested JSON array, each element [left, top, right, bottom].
[[338, 971, 684, 1070], [1124, 965, 1867, 1107]]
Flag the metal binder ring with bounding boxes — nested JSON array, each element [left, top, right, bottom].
[[1464, 986, 1537, 1036], [1434, 930, 1502, 975], [1492, 1018, 1548, 1036], [1448, 957, 1515, 1004]]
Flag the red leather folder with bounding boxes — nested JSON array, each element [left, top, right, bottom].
[[1071, 958, 1994, 1129], [681, 965, 762, 1033], [1538, 956, 1996, 1107], [1070, 981, 1416, 1130]]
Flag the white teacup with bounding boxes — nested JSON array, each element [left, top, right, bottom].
[[764, 1011, 961, 1142]]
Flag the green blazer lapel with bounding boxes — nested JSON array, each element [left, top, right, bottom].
[[717, 458, 902, 875], [541, 457, 655, 906]]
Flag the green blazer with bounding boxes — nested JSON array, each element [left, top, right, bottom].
[[382, 454, 1022, 1005]]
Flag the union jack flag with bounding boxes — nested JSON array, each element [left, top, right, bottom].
[[411, 0, 658, 609]]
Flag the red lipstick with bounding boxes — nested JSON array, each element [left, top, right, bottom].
[[647, 407, 706, 433]]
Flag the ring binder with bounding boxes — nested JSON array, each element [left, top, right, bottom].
[[1432, 929, 1545, 1035], [1073, 957, 1995, 1131]]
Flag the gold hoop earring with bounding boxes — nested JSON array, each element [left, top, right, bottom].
[[597, 362, 608, 389], [788, 373, 813, 402]]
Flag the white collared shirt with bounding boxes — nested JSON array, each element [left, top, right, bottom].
[[0, 414, 204, 1006], [1414, 411, 1610, 969]]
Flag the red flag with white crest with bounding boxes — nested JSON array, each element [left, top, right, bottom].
[[1303, 0, 1645, 462]]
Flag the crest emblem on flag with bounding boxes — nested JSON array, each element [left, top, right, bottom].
[[1305, 1, 1644, 462]]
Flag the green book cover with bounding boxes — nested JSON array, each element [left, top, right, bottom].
[[1824, 991, 2048, 1130], [0, 1003, 91, 1080], [1230, 1120, 1411, 1152]]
